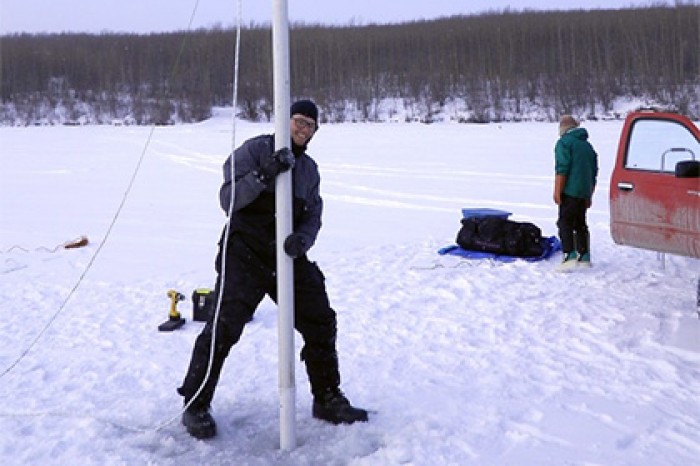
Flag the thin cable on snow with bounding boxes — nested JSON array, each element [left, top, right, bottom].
[[153, 0, 243, 433], [1, 0, 253, 439], [0, 0, 207, 428]]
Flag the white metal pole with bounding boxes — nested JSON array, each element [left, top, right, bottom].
[[272, 0, 296, 451]]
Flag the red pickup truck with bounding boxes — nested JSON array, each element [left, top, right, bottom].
[[609, 110, 699, 310]]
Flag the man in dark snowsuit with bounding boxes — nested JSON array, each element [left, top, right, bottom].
[[177, 100, 367, 439]]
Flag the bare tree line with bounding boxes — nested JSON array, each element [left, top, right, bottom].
[[1, 4, 698, 125]]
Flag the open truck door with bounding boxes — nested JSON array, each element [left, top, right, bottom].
[[610, 110, 700, 258], [610, 110, 700, 315]]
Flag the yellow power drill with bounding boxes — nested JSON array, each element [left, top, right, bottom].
[[158, 290, 186, 331]]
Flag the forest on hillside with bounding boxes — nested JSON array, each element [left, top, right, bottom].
[[1, 3, 698, 125]]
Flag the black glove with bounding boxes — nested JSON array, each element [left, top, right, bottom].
[[259, 147, 294, 183], [283, 233, 308, 258]]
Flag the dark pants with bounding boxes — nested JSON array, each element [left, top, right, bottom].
[[557, 195, 590, 255], [178, 233, 340, 409]]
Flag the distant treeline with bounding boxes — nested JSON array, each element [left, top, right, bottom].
[[1, 3, 699, 125]]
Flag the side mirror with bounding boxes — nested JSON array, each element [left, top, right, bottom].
[[675, 160, 699, 178]]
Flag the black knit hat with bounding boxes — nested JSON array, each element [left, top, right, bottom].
[[290, 99, 319, 127]]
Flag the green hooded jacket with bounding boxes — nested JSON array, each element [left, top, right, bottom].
[[554, 127, 598, 199]]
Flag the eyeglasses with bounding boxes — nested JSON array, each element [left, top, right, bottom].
[[292, 116, 316, 131]]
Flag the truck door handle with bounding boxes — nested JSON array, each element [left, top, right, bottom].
[[617, 182, 634, 192], [688, 190, 700, 197]]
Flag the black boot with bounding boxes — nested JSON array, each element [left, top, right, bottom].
[[182, 405, 217, 439], [176, 326, 227, 439], [312, 388, 368, 425], [177, 337, 220, 440]]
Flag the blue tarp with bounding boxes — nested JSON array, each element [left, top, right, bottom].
[[438, 236, 562, 263]]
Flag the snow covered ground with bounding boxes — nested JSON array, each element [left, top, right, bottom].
[[1, 109, 699, 465]]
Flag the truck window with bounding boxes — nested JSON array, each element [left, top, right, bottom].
[[625, 119, 699, 172]]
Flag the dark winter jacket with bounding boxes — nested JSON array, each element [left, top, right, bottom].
[[554, 127, 599, 199], [219, 134, 322, 255]]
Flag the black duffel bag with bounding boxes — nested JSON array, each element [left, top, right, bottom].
[[456, 216, 544, 257]]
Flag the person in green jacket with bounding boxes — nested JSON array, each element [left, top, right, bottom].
[[553, 115, 598, 271]]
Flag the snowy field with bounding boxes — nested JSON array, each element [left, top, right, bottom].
[[1, 109, 699, 465]]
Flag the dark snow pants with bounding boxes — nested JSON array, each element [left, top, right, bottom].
[[557, 194, 590, 255], [178, 233, 340, 409]]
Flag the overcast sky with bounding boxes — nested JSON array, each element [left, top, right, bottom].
[[1, 0, 659, 35]]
